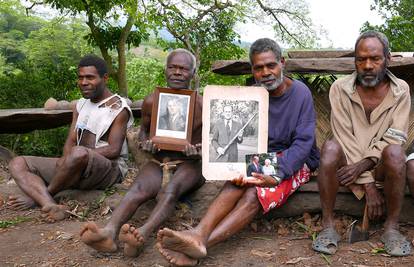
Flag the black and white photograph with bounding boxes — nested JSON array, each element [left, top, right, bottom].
[[202, 85, 269, 181], [245, 152, 278, 177], [156, 92, 190, 139], [209, 100, 259, 163]]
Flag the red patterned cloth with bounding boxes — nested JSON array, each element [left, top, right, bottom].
[[256, 164, 311, 214]]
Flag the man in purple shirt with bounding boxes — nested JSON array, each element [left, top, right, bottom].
[[156, 38, 320, 266]]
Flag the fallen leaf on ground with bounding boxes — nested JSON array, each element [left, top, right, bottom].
[[250, 249, 275, 259], [99, 205, 111, 216], [285, 256, 312, 264]]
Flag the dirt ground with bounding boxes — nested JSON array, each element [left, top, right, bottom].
[[1, 161, 414, 267]]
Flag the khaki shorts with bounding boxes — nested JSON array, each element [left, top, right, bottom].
[[23, 150, 121, 190]]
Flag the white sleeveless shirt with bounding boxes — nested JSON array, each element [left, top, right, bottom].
[[75, 94, 133, 178]]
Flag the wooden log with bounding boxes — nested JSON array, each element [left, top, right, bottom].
[[287, 50, 354, 59], [287, 51, 413, 59], [211, 57, 414, 76], [0, 106, 142, 134]]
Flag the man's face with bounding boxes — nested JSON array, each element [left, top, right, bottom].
[[166, 53, 193, 89], [167, 100, 179, 116], [355, 37, 388, 88], [251, 50, 284, 91], [223, 106, 233, 120], [253, 156, 259, 163], [77, 66, 107, 100]]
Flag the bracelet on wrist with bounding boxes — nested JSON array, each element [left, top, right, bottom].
[[270, 175, 282, 185]]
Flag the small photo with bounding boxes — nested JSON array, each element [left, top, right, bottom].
[[245, 152, 278, 177]]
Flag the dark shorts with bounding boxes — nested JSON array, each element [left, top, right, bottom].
[[23, 149, 122, 190]]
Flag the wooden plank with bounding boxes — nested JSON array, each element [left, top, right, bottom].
[[287, 51, 414, 59], [288, 50, 354, 59], [0, 107, 142, 134], [211, 57, 414, 76]]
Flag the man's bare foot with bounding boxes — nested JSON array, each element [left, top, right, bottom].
[[8, 195, 36, 210], [156, 242, 198, 266], [119, 224, 146, 257], [80, 222, 117, 252], [41, 204, 69, 223], [157, 228, 207, 259]]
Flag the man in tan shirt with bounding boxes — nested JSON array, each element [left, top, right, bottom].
[[313, 31, 411, 256]]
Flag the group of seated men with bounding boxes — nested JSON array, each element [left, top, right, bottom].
[[7, 30, 414, 265]]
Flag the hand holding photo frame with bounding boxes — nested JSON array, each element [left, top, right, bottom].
[[202, 85, 269, 180], [149, 87, 196, 151]]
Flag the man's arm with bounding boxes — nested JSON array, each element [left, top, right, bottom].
[[93, 108, 130, 159], [363, 85, 410, 162], [62, 106, 79, 157], [276, 88, 317, 179]]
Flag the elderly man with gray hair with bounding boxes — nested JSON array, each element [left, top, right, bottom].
[[80, 48, 205, 258]]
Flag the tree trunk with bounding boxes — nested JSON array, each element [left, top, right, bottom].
[[117, 44, 128, 97], [193, 48, 201, 92]]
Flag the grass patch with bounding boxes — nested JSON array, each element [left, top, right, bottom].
[[0, 216, 31, 228]]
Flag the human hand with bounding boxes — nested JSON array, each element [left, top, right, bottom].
[[364, 183, 385, 220], [141, 140, 159, 154], [231, 174, 247, 187], [337, 159, 375, 186], [238, 129, 244, 139], [245, 172, 279, 187], [183, 143, 201, 157], [217, 147, 225, 155]]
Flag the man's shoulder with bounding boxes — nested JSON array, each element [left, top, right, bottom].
[[291, 79, 312, 96]]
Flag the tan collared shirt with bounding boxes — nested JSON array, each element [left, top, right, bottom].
[[330, 70, 410, 199]]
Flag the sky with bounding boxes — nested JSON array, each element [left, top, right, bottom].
[[239, 0, 384, 49]]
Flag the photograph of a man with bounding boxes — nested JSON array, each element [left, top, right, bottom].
[[157, 95, 188, 132], [247, 155, 263, 176], [211, 105, 244, 162]]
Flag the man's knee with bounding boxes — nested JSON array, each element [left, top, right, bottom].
[[240, 188, 260, 211], [382, 144, 405, 167], [66, 146, 89, 167], [127, 181, 158, 201], [9, 156, 28, 178], [320, 140, 343, 165]]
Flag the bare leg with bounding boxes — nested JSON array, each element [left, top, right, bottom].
[[317, 140, 346, 229], [8, 156, 56, 208], [120, 160, 204, 257], [378, 145, 406, 232], [157, 182, 248, 259], [406, 160, 414, 199], [207, 187, 260, 247], [81, 162, 162, 252], [47, 146, 89, 195]]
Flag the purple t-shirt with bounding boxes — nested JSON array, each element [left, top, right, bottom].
[[268, 79, 320, 179]]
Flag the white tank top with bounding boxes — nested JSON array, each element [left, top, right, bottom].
[[75, 94, 133, 178]]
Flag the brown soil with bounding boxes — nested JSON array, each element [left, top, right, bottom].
[[1, 161, 414, 267]]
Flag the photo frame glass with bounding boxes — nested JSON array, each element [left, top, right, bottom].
[[150, 87, 196, 151]]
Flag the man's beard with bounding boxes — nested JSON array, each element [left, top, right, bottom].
[[357, 67, 387, 88], [258, 69, 284, 91]]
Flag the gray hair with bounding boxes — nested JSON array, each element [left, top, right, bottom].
[[249, 38, 282, 64], [166, 48, 196, 74], [355, 31, 390, 57]]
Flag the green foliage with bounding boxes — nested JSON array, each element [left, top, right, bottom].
[[361, 0, 414, 51], [0, 216, 31, 228], [0, 127, 68, 157], [127, 56, 166, 100]]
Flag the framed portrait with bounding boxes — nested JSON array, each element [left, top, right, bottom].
[[150, 87, 196, 151], [202, 85, 269, 180]]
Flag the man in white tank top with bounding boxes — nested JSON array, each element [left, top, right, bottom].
[[8, 55, 133, 223], [80, 49, 204, 259]]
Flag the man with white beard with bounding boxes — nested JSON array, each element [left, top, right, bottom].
[[156, 38, 320, 266]]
